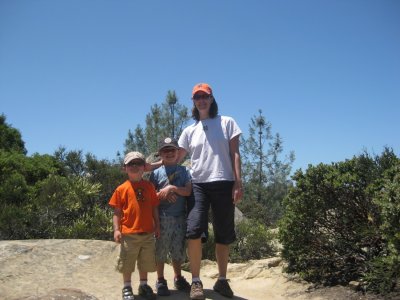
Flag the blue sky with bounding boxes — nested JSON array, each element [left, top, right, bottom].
[[1, 0, 399, 174]]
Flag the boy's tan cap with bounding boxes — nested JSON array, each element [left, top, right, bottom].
[[124, 151, 145, 165]]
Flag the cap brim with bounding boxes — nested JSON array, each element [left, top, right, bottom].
[[125, 158, 145, 165], [193, 88, 211, 96], [159, 145, 179, 151]]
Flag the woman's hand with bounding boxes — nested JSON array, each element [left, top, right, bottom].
[[232, 180, 243, 204], [145, 160, 163, 172]]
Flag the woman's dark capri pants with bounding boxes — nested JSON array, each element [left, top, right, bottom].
[[186, 180, 236, 245]]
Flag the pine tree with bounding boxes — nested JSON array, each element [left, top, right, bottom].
[[239, 109, 295, 225], [124, 90, 190, 156]]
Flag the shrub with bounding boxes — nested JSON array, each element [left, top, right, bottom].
[[202, 219, 277, 263], [279, 148, 399, 294], [230, 219, 277, 262], [364, 161, 400, 294]]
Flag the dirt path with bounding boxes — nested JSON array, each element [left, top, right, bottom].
[[0, 239, 383, 300]]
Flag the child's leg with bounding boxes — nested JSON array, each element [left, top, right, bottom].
[[172, 260, 182, 278], [172, 259, 191, 291], [139, 270, 148, 285], [138, 270, 156, 299], [137, 234, 157, 299], [157, 261, 165, 279], [122, 272, 135, 300], [123, 272, 132, 287], [155, 261, 171, 296]]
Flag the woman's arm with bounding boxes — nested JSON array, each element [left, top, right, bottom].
[[145, 160, 163, 172], [176, 147, 188, 164], [229, 134, 243, 204]]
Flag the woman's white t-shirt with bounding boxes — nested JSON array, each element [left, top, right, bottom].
[[178, 115, 242, 183]]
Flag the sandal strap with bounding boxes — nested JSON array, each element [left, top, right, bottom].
[[122, 287, 135, 300]]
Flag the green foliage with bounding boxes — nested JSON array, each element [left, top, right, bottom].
[[0, 204, 29, 239], [125, 125, 147, 155], [240, 110, 294, 226], [0, 150, 61, 239], [0, 143, 121, 240], [84, 153, 126, 208], [54, 206, 113, 240], [364, 255, 400, 295], [372, 161, 400, 253], [237, 199, 270, 225], [230, 219, 277, 262], [364, 161, 400, 294], [24, 174, 100, 238], [202, 220, 277, 263], [0, 114, 27, 154], [279, 148, 399, 294], [124, 90, 190, 155]]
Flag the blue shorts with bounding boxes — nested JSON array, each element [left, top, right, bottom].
[[156, 215, 187, 263], [187, 181, 236, 245]]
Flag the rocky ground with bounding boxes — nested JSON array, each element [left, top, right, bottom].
[[0, 239, 392, 300]]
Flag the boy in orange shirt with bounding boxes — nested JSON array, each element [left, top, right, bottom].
[[109, 151, 160, 300]]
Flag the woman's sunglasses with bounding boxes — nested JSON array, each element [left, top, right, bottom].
[[193, 94, 210, 100]]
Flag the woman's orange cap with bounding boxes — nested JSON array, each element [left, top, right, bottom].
[[192, 83, 213, 97]]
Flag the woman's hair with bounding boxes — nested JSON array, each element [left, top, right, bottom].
[[191, 96, 219, 121]]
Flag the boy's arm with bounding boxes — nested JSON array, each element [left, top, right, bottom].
[[112, 207, 122, 243], [158, 177, 192, 203], [152, 206, 160, 238], [161, 181, 192, 197]]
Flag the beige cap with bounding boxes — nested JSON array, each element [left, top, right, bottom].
[[124, 151, 145, 165]]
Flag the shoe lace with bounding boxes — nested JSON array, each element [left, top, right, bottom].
[[192, 281, 203, 290]]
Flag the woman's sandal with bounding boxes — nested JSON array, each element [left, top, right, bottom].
[[122, 286, 135, 300]]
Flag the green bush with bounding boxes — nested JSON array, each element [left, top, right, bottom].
[[54, 206, 113, 240], [278, 148, 399, 294], [230, 219, 277, 262], [202, 219, 277, 263], [364, 255, 400, 295], [364, 161, 400, 294]]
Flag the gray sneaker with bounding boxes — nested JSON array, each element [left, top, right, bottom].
[[190, 281, 205, 300], [213, 279, 233, 298]]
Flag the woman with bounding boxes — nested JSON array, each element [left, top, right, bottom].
[[177, 83, 243, 299]]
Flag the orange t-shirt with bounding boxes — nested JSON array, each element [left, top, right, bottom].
[[109, 180, 159, 234]]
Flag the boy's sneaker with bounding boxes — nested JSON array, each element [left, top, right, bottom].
[[138, 284, 156, 300], [122, 286, 135, 300], [156, 278, 171, 296], [190, 281, 205, 300], [213, 279, 234, 298], [174, 276, 191, 291]]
